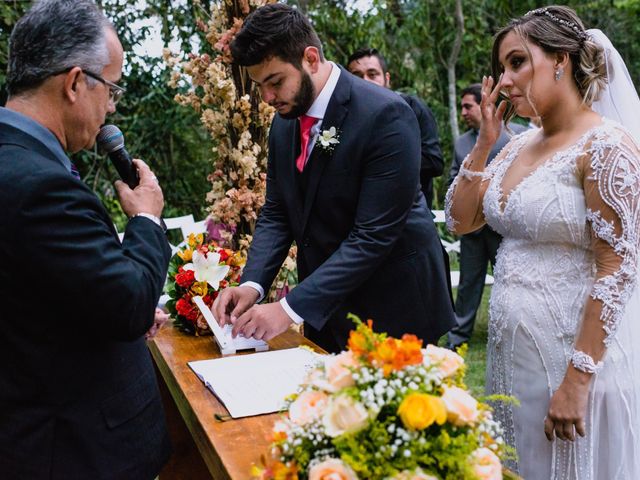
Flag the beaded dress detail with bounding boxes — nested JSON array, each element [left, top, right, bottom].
[[446, 119, 640, 479]]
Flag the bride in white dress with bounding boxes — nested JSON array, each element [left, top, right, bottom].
[[446, 6, 640, 480]]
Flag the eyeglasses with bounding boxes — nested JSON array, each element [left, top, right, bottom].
[[50, 67, 126, 105], [82, 70, 126, 105]]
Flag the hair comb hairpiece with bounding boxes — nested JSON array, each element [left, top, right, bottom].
[[525, 7, 590, 42]]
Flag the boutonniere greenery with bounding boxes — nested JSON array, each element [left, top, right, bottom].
[[318, 126, 340, 152]]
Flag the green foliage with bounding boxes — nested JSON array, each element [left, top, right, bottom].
[[296, 0, 640, 209], [2, 0, 639, 224], [1, 1, 212, 222], [0, 1, 29, 105]]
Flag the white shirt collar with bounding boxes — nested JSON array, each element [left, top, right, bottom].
[[305, 61, 341, 121]]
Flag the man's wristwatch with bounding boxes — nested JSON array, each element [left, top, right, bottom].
[[133, 212, 167, 233]]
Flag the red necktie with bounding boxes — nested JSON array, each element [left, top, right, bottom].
[[296, 114, 317, 172]]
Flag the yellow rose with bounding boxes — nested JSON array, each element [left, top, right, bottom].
[[322, 395, 369, 437], [423, 345, 464, 378], [441, 386, 479, 426], [470, 447, 502, 480], [289, 390, 329, 426], [309, 458, 358, 480], [397, 393, 447, 431]]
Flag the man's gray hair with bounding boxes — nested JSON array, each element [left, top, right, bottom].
[[7, 0, 112, 96]]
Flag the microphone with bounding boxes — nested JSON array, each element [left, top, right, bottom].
[[96, 125, 139, 189]]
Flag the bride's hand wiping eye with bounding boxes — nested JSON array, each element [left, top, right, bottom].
[[477, 74, 507, 151]]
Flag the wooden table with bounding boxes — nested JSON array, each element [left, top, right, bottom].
[[149, 326, 323, 480]]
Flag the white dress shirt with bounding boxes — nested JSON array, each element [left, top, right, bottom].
[[242, 62, 342, 324]]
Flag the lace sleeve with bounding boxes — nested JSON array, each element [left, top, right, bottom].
[[444, 140, 514, 234], [582, 128, 640, 345]]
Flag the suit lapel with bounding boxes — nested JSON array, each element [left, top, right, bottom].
[[301, 69, 351, 233]]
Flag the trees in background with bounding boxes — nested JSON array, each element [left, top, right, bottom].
[[296, 0, 640, 207], [2, 0, 639, 215]]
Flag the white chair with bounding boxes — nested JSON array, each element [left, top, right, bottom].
[[170, 219, 208, 254], [164, 214, 196, 240], [432, 209, 446, 224]]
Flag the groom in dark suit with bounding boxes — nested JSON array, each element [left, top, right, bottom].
[[214, 3, 455, 352], [0, 1, 170, 478]]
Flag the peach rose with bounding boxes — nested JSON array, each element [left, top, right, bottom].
[[289, 390, 329, 426], [309, 458, 358, 480], [470, 447, 502, 480], [441, 385, 479, 426], [423, 345, 464, 378], [322, 394, 369, 437], [388, 468, 439, 480], [314, 351, 359, 393]]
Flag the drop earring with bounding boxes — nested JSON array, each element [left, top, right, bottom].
[[555, 67, 564, 81]]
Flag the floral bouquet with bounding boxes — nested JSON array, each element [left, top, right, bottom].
[[165, 233, 245, 335], [252, 316, 514, 480]]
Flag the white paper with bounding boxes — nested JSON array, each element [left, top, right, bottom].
[[189, 347, 324, 418], [192, 295, 268, 352]]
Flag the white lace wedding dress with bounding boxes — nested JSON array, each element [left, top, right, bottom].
[[447, 118, 640, 479]]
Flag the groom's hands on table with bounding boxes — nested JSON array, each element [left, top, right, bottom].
[[213, 286, 260, 326], [213, 286, 293, 341], [232, 303, 293, 341]]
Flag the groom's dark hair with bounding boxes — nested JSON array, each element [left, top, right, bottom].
[[231, 3, 324, 69]]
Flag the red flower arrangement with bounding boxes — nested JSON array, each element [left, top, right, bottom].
[[165, 233, 245, 335]]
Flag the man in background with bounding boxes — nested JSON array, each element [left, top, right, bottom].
[[0, 1, 171, 477], [347, 48, 444, 209], [447, 83, 527, 349]]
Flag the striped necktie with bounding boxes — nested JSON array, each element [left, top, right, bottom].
[[70, 162, 81, 180]]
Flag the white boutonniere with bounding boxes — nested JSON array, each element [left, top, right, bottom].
[[318, 126, 340, 152]]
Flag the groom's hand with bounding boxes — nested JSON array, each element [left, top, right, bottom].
[[232, 302, 293, 341], [213, 286, 260, 327]]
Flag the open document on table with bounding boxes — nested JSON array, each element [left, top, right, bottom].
[[188, 347, 324, 418]]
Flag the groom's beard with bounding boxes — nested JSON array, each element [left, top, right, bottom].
[[279, 70, 315, 120]]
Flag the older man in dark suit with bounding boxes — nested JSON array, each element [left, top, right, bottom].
[[214, 4, 456, 353], [0, 1, 171, 478]]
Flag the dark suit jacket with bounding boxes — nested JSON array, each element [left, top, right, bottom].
[[399, 94, 444, 209], [241, 68, 456, 352], [0, 122, 171, 479]]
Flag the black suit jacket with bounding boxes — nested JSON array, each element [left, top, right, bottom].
[[242, 68, 456, 352], [0, 122, 171, 479], [399, 93, 444, 209]]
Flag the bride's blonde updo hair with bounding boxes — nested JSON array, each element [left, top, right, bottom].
[[491, 5, 607, 123]]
